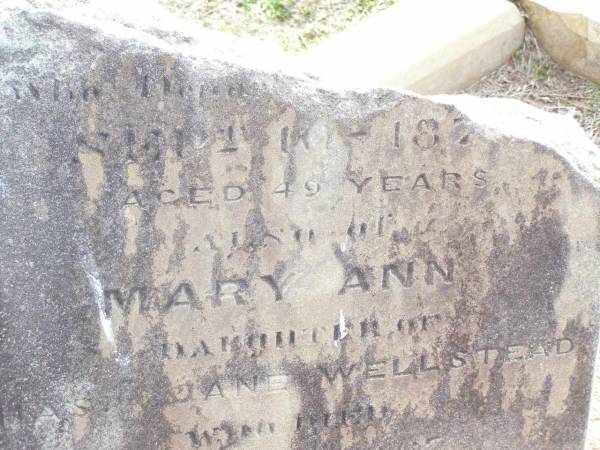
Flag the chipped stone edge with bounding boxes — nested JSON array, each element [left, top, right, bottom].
[[433, 93, 600, 191]]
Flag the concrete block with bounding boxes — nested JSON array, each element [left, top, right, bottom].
[[301, 0, 525, 94]]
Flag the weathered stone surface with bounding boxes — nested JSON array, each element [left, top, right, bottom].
[[301, 0, 525, 94], [1, 2, 600, 449], [523, 0, 600, 85]]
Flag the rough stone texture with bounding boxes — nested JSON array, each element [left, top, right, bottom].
[[523, 0, 600, 85], [1, 2, 600, 449], [301, 0, 525, 94]]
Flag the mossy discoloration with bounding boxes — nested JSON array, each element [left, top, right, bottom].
[[2, 2, 600, 449]]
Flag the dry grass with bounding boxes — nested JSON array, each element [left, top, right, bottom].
[[462, 29, 600, 147], [160, 0, 398, 52]]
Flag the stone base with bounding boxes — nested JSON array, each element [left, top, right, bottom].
[[301, 0, 525, 94]]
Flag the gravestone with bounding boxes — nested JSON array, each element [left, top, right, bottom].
[[1, 2, 600, 449]]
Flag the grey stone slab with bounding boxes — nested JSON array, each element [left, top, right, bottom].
[[1, 2, 600, 449]]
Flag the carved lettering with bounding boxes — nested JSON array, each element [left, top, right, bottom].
[[413, 119, 439, 149], [215, 279, 249, 306], [103, 287, 148, 316], [189, 187, 212, 205], [223, 185, 244, 201], [382, 262, 414, 289], [347, 175, 373, 193], [165, 282, 198, 310], [339, 267, 369, 294], [425, 259, 454, 285]]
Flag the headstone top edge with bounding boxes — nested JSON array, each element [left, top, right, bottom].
[[2, 0, 599, 193], [1, 0, 304, 79]]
